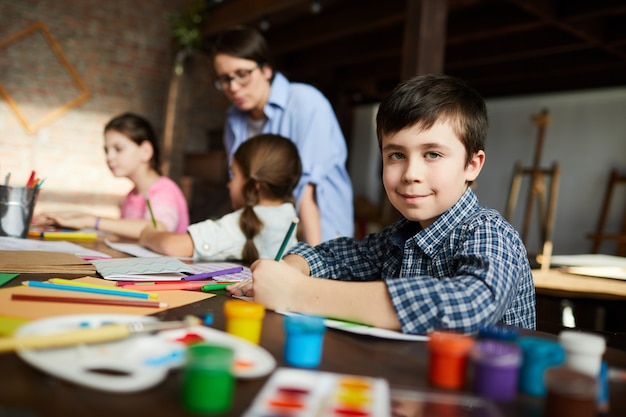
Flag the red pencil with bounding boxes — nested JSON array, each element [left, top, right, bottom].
[[11, 294, 167, 308], [26, 170, 36, 187]]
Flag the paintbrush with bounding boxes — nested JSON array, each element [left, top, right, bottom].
[[0, 315, 200, 353]]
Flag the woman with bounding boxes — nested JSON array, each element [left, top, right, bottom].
[[209, 26, 354, 245]]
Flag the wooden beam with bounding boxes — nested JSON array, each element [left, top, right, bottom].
[[202, 0, 306, 35], [402, 0, 449, 79]]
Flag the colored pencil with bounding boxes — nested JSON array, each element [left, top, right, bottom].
[[275, 217, 299, 261], [25, 170, 35, 187], [117, 281, 230, 291], [200, 283, 232, 292], [183, 266, 244, 281], [28, 231, 98, 240], [145, 192, 157, 228], [48, 278, 158, 299], [22, 281, 154, 300], [12, 294, 167, 308]]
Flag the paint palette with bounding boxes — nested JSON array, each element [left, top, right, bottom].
[[243, 368, 390, 417], [15, 314, 276, 392]]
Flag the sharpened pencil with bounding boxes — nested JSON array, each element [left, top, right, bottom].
[[145, 192, 157, 228], [12, 294, 167, 308]]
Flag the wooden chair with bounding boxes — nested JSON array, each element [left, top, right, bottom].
[[587, 169, 626, 256]]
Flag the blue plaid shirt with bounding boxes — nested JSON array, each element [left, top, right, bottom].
[[288, 188, 536, 334]]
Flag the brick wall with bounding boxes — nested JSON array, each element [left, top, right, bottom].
[[0, 0, 226, 220]]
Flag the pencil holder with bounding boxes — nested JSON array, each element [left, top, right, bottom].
[[0, 185, 39, 238], [223, 299, 265, 344]]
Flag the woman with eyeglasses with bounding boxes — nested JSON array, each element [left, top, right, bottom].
[[209, 25, 354, 245]]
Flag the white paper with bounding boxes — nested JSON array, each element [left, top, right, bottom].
[[104, 239, 163, 258], [0, 236, 111, 259], [550, 254, 626, 267]]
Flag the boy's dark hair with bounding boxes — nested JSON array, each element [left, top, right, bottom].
[[104, 113, 161, 175], [376, 73, 488, 167], [209, 25, 275, 79], [233, 134, 302, 263]]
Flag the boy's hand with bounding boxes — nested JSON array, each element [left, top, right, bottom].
[[250, 259, 310, 311]]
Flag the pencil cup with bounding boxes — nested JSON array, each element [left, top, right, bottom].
[[223, 299, 265, 344], [181, 343, 235, 414], [427, 330, 475, 389], [283, 314, 326, 368], [518, 337, 565, 396], [471, 340, 522, 401], [0, 185, 39, 238], [558, 330, 606, 378]]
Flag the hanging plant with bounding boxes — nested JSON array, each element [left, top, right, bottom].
[[170, 0, 206, 75]]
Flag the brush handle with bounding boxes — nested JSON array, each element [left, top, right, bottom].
[[0, 324, 130, 352]]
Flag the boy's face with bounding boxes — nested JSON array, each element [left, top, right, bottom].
[[381, 120, 484, 229]]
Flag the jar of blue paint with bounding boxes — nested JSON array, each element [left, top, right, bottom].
[[518, 337, 565, 397], [283, 314, 326, 368]]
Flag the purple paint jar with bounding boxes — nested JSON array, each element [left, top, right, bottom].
[[471, 340, 522, 401]]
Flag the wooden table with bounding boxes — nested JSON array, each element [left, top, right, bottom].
[[1, 240, 625, 416]]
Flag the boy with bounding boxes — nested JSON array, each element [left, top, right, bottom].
[[228, 74, 536, 334]]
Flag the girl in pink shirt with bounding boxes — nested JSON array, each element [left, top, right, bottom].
[[33, 113, 189, 238]]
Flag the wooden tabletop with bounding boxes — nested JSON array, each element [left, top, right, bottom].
[[533, 268, 626, 300], [1, 239, 625, 416]]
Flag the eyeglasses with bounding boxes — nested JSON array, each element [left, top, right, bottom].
[[214, 66, 259, 91]]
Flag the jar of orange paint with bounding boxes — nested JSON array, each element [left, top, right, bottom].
[[427, 330, 475, 389], [223, 299, 265, 344]]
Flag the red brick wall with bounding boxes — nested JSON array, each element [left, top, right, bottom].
[[0, 0, 224, 219]]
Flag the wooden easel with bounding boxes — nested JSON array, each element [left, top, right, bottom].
[[587, 169, 626, 256], [505, 109, 560, 271]]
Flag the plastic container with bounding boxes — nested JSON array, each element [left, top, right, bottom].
[[283, 314, 326, 368], [477, 324, 519, 343], [518, 337, 565, 396], [427, 330, 475, 389], [223, 299, 265, 344], [181, 343, 235, 414], [471, 340, 522, 401], [544, 367, 597, 417], [0, 185, 39, 238], [558, 330, 606, 377]]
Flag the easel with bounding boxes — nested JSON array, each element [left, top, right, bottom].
[[505, 109, 560, 271], [587, 169, 626, 256]]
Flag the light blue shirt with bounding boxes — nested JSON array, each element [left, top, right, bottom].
[[224, 72, 354, 242]]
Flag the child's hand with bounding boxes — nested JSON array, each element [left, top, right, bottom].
[[226, 279, 252, 297], [250, 259, 310, 311]]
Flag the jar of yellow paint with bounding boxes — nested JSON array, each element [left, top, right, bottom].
[[223, 299, 265, 344]]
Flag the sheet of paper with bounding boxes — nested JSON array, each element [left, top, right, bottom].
[[105, 239, 164, 258], [0, 236, 111, 259], [0, 277, 214, 320], [550, 254, 626, 267], [91, 257, 194, 280]]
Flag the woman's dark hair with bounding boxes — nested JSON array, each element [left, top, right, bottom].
[[233, 134, 301, 263], [104, 113, 161, 174], [209, 25, 275, 78]]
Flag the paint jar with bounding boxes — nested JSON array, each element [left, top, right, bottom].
[[427, 330, 475, 389], [471, 340, 522, 401], [518, 337, 565, 397], [223, 299, 265, 344], [544, 367, 597, 417], [558, 330, 606, 378], [283, 314, 326, 368], [0, 185, 39, 238], [181, 343, 235, 414], [477, 324, 519, 343]]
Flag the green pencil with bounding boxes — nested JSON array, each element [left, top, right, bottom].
[[275, 217, 299, 261], [200, 283, 231, 292], [145, 192, 157, 228]]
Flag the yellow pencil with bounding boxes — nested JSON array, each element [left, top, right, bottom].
[[29, 231, 98, 240], [48, 278, 159, 300], [145, 192, 157, 228]]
